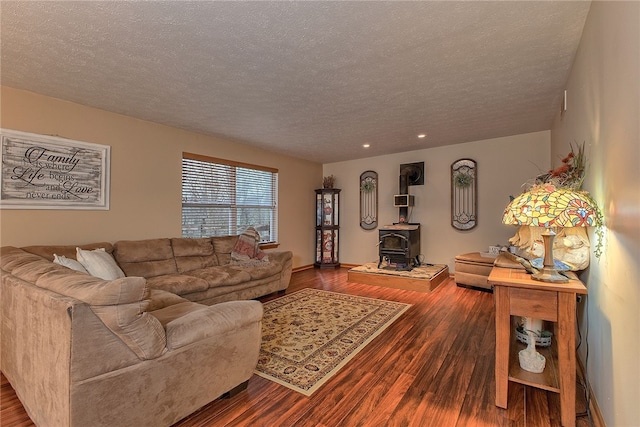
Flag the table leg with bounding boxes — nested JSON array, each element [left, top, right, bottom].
[[557, 292, 577, 427], [495, 286, 510, 408]]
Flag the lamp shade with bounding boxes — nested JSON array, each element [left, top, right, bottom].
[[502, 185, 599, 228]]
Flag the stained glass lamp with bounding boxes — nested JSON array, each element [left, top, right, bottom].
[[502, 185, 599, 283]]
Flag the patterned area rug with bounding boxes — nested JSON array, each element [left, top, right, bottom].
[[255, 288, 411, 396]]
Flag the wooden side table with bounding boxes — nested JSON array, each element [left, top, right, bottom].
[[488, 267, 587, 427]]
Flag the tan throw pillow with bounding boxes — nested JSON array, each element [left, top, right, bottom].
[[53, 254, 89, 274], [77, 247, 126, 280]]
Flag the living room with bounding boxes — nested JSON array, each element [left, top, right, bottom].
[[1, 2, 638, 427]]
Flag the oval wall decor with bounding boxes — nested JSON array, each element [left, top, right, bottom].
[[451, 158, 477, 230], [359, 170, 378, 230]]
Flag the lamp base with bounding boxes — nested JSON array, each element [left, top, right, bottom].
[[532, 266, 569, 283], [532, 229, 569, 283]]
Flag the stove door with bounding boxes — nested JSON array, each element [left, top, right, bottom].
[[380, 232, 408, 252]]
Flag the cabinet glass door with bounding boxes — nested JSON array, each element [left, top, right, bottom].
[[315, 188, 340, 268]]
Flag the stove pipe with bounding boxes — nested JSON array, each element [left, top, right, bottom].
[[397, 163, 423, 223], [398, 170, 410, 223]]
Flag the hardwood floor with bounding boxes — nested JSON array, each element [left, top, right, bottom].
[[1, 268, 593, 426]]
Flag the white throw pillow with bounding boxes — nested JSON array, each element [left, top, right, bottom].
[[76, 247, 125, 280], [53, 254, 89, 274]]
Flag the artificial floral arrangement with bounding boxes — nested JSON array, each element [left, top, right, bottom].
[[454, 172, 474, 188], [360, 177, 376, 193], [322, 175, 336, 189], [525, 142, 605, 258], [533, 142, 586, 190]]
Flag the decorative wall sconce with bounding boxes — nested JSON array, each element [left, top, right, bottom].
[[451, 158, 477, 230], [359, 170, 378, 230]]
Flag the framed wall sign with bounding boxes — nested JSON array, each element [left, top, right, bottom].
[[1, 129, 110, 210]]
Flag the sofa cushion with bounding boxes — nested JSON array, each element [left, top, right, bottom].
[[8, 256, 63, 283], [188, 265, 252, 288], [147, 288, 190, 311], [21, 242, 114, 262], [212, 236, 238, 265], [165, 300, 263, 350], [171, 238, 215, 257], [242, 261, 282, 280], [151, 301, 207, 327], [0, 246, 41, 270], [76, 248, 125, 280], [114, 238, 178, 278], [91, 301, 167, 360], [171, 238, 219, 273], [36, 270, 149, 306], [146, 274, 210, 295]]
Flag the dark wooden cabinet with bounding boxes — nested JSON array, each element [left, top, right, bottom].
[[315, 188, 340, 269]]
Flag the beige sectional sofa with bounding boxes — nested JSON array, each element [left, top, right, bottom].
[[0, 236, 293, 426], [22, 236, 293, 305]]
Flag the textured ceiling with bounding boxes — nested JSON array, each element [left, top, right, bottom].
[[1, 1, 590, 164]]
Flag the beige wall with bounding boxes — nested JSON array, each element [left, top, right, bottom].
[[323, 131, 550, 270], [550, 2, 640, 425], [0, 86, 322, 268]]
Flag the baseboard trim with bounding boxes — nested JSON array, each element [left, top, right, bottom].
[[293, 264, 361, 272], [340, 263, 360, 269], [577, 357, 607, 427], [292, 264, 314, 273]]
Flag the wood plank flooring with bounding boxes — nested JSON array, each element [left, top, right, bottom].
[[1, 268, 593, 426]]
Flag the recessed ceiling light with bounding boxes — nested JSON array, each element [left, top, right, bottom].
[[418, 134, 427, 139], [363, 144, 370, 148]]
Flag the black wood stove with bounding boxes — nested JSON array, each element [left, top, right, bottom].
[[378, 224, 421, 270]]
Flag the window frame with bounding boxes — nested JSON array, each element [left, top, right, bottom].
[[181, 152, 279, 244]]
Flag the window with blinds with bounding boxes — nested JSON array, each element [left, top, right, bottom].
[[181, 153, 278, 243]]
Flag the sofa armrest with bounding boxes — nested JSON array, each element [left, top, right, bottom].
[[267, 250, 293, 289], [264, 250, 292, 266], [165, 300, 263, 350]]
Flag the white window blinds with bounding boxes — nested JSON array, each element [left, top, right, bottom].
[[181, 153, 278, 243]]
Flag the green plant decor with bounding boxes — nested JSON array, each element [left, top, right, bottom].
[[584, 192, 605, 258], [454, 173, 473, 188], [360, 179, 376, 193]]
